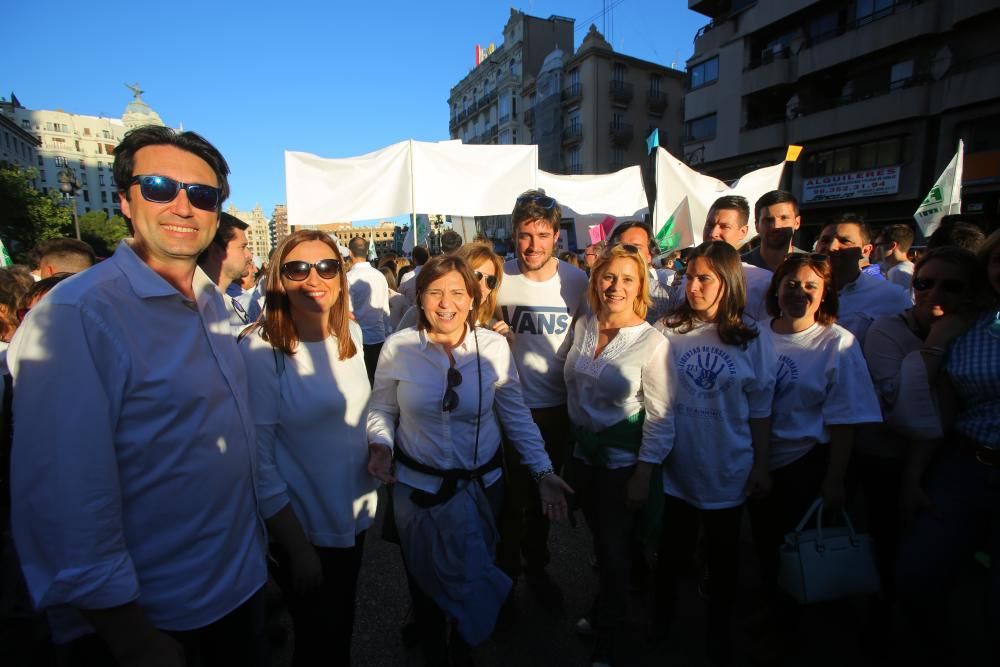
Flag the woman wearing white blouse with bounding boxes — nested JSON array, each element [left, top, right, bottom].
[[366, 254, 571, 664], [239, 230, 377, 667], [748, 253, 881, 657], [564, 244, 672, 666], [653, 241, 776, 667]]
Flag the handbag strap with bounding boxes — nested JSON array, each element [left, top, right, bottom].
[[793, 498, 862, 548]]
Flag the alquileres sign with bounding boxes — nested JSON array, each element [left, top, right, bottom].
[[802, 166, 901, 203]]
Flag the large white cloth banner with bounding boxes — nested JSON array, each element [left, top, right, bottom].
[[653, 147, 785, 252], [285, 141, 412, 226], [537, 166, 649, 217]]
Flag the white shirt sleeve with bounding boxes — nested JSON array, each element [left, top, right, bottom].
[[366, 339, 399, 449], [639, 336, 674, 464], [492, 346, 553, 475]]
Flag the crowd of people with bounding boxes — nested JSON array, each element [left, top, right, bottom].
[[0, 124, 997, 667]]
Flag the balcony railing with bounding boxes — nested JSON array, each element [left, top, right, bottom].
[[562, 124, 583, 144], [561, 83, 582, 104], [609, 122, 633, 143], [609, 80, 634, 104], [646, 90, 667, 113]]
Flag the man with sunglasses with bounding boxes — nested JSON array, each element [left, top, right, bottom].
[[8, 125, 267, 666], [814, 214, 912, 344], [495, 190, 589, 616], [347, 236, 391, 386], [198, 212, 257, 336]]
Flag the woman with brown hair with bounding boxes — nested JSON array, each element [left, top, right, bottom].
[[564, 243, 672, 666], [366, 253, 571, 664], [749, 253, 881, 659], [652, 241, 777, 666], [239, 229, 377, 667]]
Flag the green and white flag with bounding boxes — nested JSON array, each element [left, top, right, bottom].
[[914, 140, 963, 237], [653, 148, 785, 254], [0, 238, 12, 267]]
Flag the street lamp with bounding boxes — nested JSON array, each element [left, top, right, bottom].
[[57, 167, 82, 240]]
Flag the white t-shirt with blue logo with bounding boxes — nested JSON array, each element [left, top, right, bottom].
[[767, 319, 882, 470], [656, 319, 777, 509], [498, 259, 590, 409]]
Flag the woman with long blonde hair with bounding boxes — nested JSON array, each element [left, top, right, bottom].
[[239, 229, 377, 666]]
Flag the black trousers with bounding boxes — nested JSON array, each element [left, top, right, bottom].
[[363, 343, 383, 388], [496, 405, 570, 577], [654, 494, 742, 659], [271, 534, 366, 667], [56, 587, 267, 667]]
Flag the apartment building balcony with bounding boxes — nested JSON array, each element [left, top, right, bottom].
[[609, 121, 633, 144], [739, 119, 787, 155], [562, 124, 583, 145], [692, 16, 736, 54], [742, 54, 794, 95], [792, 82, 929, 143], [562, 83, 583, 105], [646, 90, 668, 113], [458, 109, 469, 123], [609, 80, 634, 104], [931, 53, 1000, 113], [797, 1, 937, 79]]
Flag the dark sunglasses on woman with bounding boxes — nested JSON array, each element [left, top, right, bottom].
[[473, 271, 498, 290], [128, 175, 222, 211], [912, 277, 966, 293], [281, 259, 342, 281]]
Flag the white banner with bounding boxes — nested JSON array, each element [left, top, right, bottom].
[[653, 148, 785, 252], [802, 166, 901, 203], [914, 141, 963, 236]]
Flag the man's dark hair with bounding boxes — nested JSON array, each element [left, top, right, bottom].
[[754, 190, 799, 220], [37, 238, 97, 268], [511, 189, 562, 232], [926, 218, 987, 252], [412, 246, 430, 266], [708, 195, 750, 227], [829, 212, 873, 245], [113, 125, 231, 214], [348, 236, 370, 259], [440, 230, 463, 254], [608, 220, 658, 257], [876, 224, 915, 253], [199, 212, 248, 263]]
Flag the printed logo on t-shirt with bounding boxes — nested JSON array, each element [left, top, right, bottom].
[[677, 345, 737, 399], [775, 354, 800, 398], [501, 305, 571, 336]]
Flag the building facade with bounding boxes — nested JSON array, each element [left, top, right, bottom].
[[684, 0, 1000, 238], [0, 87, 166, 220], [227, 204, 272, 260], [270, 204, 290, 250], [311, 221, 406, 256], [0, 100, 40, 174]]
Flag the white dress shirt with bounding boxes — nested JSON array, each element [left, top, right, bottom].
[[564, 315, 674, 468], [367, 326, 552, 493], [398, 265, 421, 307], [347, 260, 390, 345], [8, 241, 266, 642]]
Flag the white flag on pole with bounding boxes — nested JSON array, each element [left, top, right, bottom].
[[914, 140, 963, 237], [652, 148, 785, 253]]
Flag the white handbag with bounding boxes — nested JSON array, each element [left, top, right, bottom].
[[777, 498, 881, 604]]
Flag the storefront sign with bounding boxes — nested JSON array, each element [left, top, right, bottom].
[[802, 166, 901, 202]]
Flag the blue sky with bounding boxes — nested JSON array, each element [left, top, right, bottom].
[[5, 1, 705, 221]]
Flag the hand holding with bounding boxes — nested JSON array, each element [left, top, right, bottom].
[[538, 474, 574, 521], [744, 465, 772, 500], [367, 444, 396, 484]]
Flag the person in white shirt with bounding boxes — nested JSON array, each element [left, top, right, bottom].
[[398, 246, 429, 307], [748, 253, 881, 658], [239, 230, 376, 667], [607, 220, 679, 324], [652, 241, 776, 667], [379, 265, 409, 332], [814, 215, 912, 343], [564, 244, 672, 666], [871, 223, 916, 290], [495, 190, 589, 610], [346, 236, 390, 386], [700, 195, 773, 321], [366, 254, 571, 664], [197, 212, 255, 336]]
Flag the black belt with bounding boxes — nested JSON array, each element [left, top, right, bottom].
[[394, 444, 503, 508]]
